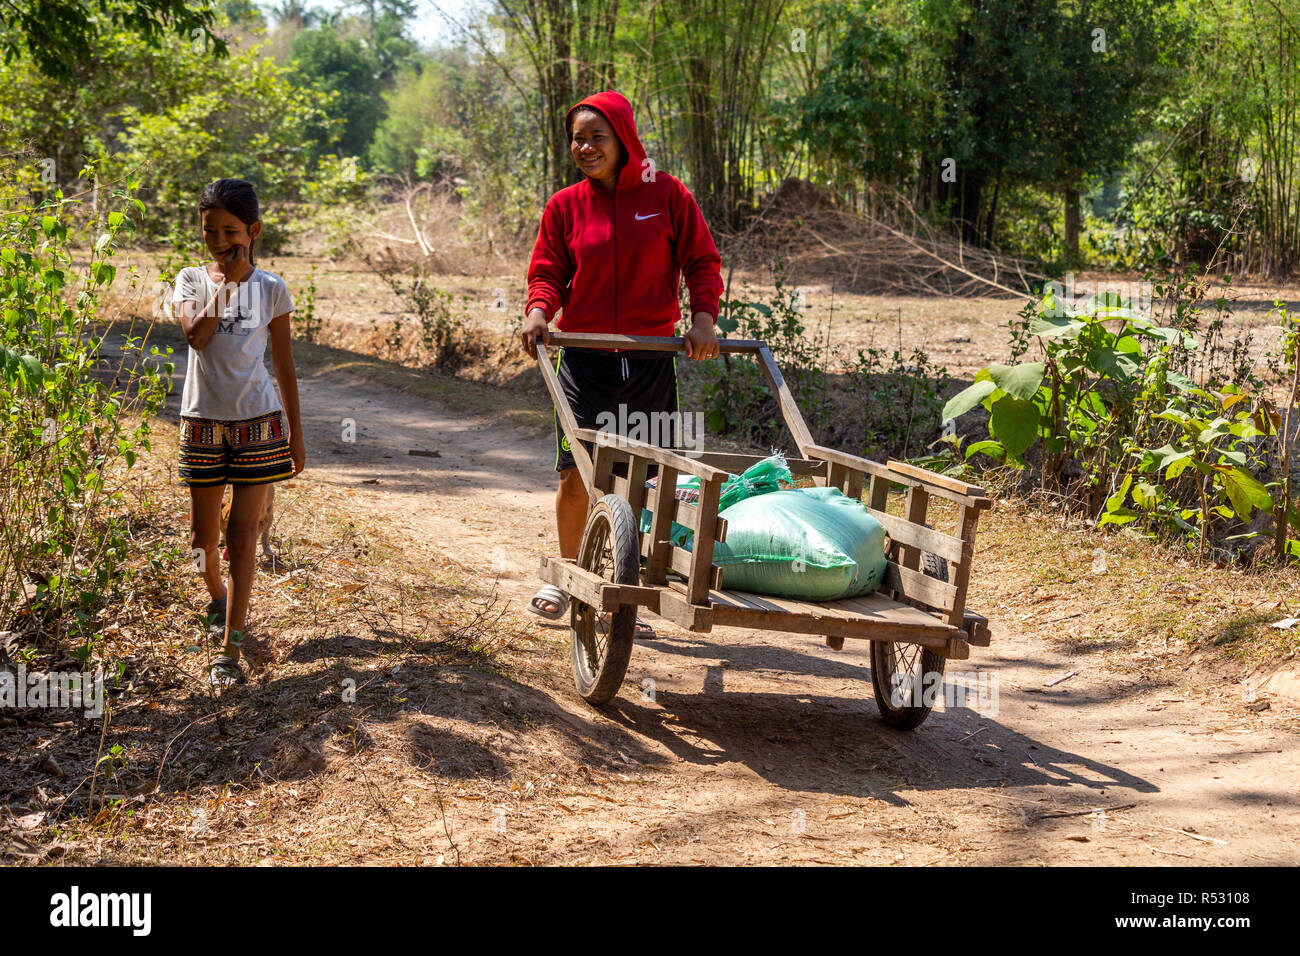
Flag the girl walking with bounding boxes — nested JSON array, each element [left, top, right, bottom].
[[171, 178, 305, 686], [521, 90, 724, 638]]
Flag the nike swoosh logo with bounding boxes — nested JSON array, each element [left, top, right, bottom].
[[634, 211, 660, 220]]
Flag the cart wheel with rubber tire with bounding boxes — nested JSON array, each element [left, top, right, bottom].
[[870, 550, 949, 730], [570, 494, 639, 704]]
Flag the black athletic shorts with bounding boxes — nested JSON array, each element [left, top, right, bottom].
[[554, 346, 679, 473]]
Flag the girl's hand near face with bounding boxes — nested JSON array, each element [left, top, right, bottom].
[[684, 313, 720, 360], [214, 242, 251, 281]]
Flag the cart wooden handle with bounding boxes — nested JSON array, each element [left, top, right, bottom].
[[544, 332, 767, 353]]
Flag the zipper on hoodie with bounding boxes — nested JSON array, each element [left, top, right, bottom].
[[612, 183, 618, 338]]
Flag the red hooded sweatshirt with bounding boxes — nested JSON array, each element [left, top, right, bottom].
[[525, 90, 723, 340]]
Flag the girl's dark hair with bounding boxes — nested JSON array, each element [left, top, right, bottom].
[[198, 178, 261, 265], [567, 105, 628, 169]]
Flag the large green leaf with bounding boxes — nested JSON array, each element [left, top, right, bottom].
[[942, 379, 997, 422], [989, 395, 1039, 459], [1140, 443, 1190, 473], [1143, 325, 1197, 347], [1029, 314, 1084, 338], [1088, 304, 1148, 325], [1132, 481, 1161, 508], [965, 439, 1005, 461], [1111, 474, 1133, 506], [1219, 467, 1273, 519], [1098, 510, 1139, 527], [1085, 290, 1132, 311], [1089, 347, 1141, 381], [18, 354, 45, 395], [1197, 418, 1231, 443], [1166, 456, 1193, 480], [987, 362, 1045, 401]]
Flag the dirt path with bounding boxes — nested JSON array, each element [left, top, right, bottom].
[[260, 352, 1298, 866]]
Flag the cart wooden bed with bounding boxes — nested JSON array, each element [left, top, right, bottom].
[[535, 332, 992, 730]]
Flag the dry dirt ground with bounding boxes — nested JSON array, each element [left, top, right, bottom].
[[8, 313, 1293, 867]]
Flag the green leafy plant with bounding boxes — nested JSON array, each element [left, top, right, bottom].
[[293, 268, 322, 343], [0, 160, 172, 649], [702, 259, 830, 446], [945, 277, 1296, 561], [366, 254, 476, 371], [843, 344, 951, 460], [1101, 385, 1278, 558]]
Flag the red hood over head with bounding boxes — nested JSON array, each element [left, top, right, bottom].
[[565, 90, 648, 193]]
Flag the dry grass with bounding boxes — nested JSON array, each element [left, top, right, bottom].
[[967, 495, 1300, 670]]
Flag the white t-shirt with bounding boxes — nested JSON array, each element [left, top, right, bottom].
[[171, 266, 294, 420]]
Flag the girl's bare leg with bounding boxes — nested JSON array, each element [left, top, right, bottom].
[[189, 485, 226, 601], [223, 482, 271, 659]]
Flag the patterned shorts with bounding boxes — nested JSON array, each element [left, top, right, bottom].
[[179, 410, 294, 486]]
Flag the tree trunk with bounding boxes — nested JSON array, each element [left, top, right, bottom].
[[984, 163, 1002, 247], [1064, 176, 1081, 260]]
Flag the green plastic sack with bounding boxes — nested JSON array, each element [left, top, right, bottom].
[[710, 486, 889, 600], [639, 453, 792, 548]]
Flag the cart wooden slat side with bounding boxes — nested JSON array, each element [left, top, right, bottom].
[[534, 332, 993, 674]]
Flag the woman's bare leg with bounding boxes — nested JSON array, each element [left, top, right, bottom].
[[534, 467, 589, 614], [556, 466, 588, 558]]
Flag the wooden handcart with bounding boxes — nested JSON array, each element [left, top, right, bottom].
[[536, 332, 993, 730]]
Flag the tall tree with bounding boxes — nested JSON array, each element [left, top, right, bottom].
[[635, 0, 787, 226], [271, 0, 318, 28], [1034, 0, 1184, 259], [0, 0, 227, 79], [291, 24, 382, 158], [346, 0, 416, 41], [491, 0, 620, 199]]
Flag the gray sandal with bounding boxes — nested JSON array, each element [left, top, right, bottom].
[[209, 655, 246, 688], [527, 584, 570, 620], [595, 612, 656, 640]]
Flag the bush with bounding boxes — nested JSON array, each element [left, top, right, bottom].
[[100, 42, 347, 243], [698, 260, 831, 449], [693, 259, 951, 461], [365, 254, 477, 371], [941, 270, 1298, 563], [0, 159, 172, 652]]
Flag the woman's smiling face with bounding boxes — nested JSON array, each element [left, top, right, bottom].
[[570, 110, 623, 188]]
